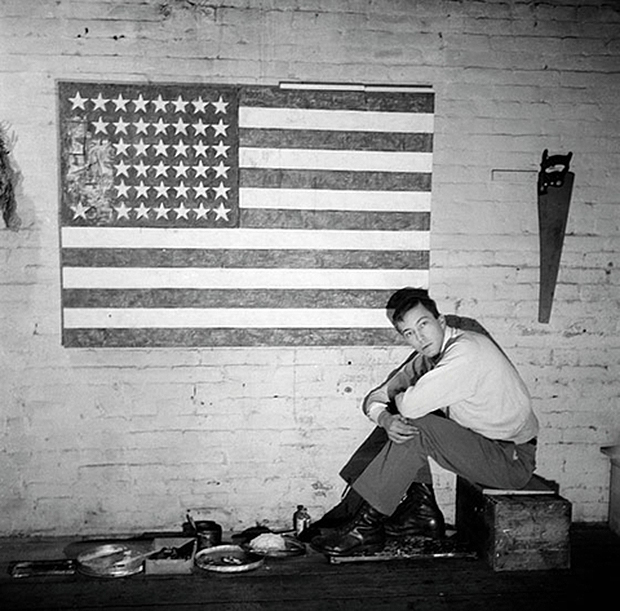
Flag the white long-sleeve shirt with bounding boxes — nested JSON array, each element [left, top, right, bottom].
[[362, 326, 538, 445]]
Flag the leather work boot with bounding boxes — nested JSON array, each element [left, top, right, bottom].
[[297, 487, 365, 543], [311, 503, 387, 556], [384, 482, 445, 539]]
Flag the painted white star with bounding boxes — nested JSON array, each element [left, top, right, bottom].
[[192, 119, 209, 136], [151, 95, 168, 112], [154, 181, 170, 198], [112, 116, 130, 134], [134, 181, 151, 199], [173, 182, 190, 198], [171, 95, 188, 113], [69, 91, 88, 110], [173, 201, 190, 219], [132, 93, 149, 112], [173, 161, 189, 178], [192, 96, 208, 113], [111, 94, 129, 111], [154, 203, 170, 219], [193, 141, 209, 157], [114, 160, 130, 177], [153, 161, 170, 178], [133, 117, 150, 135], [193, 182, 210, 199], [212, 141, 229, 158], [213, 160, 230, 179], [113, 201, 131, 220], [212, 96, 228, 114], [113, 139, 131, 156], [193, 160, 209, 178], [134, 160, 149, 177], [213, 202, 231, 221], [212, 181, 230, 200], [133, 139, 151, 157], [172, 140, 189, 157], [134, 202, 151, 219], [193, 202, 210, 220], [92, 117, 109, 134], [70, 202, 88, 219], [114, 179, 131, 197], [153, 140, 170, 157], [91, 93, 109, 111], [173, 118, 189, 135], [211, 119, 229, 137], [152, 118, 169, 135]]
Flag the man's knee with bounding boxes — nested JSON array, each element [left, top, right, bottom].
[[409, 412, 449, 436]]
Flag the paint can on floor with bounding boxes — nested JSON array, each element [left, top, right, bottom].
[[195, 521, 223, 550]]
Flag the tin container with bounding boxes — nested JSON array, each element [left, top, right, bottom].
[[195, 520, 223, 550]]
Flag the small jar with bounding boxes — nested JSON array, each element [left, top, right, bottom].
[[293, 505, 311, 536]]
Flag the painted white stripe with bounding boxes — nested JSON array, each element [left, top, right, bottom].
[[239, 106, 434, 133], [62, 267, 429, 290], [279, 82, 366, 91], [61, 227, 430, 251], [239, 188, 432, 212], [239, 148, 433, 173], [62, 307, 394, 329], [278, 82, 433, 94], [364, 85, 433, 93]]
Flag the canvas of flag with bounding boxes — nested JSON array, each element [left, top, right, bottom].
[[57, 81, 433, 347]]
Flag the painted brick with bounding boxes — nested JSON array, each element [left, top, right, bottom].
[[0, 0, 619, 535]]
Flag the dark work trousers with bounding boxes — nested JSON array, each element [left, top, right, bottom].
[[351, 413, 537, 516]]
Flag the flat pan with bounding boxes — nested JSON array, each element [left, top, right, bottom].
[[76, 543, 146, 578], [195, 545, 264, 573]]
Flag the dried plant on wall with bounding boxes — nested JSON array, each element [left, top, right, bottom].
[[0, 123, 20, 230]]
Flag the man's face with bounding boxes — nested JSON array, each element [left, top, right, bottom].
[[396, 304, 446, 357]]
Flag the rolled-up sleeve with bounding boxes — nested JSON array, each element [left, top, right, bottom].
[[362, 353, 431, 422]]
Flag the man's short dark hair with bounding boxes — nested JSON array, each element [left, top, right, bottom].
[[386, 287, 440, 326]]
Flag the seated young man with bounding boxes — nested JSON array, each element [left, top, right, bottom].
[[312, 287, 539, 557]]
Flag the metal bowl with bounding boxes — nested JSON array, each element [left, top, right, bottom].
[[194, 544, 264, 573], [76, 543, 146, 578]]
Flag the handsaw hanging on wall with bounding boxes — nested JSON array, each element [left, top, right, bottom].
[[537, 149, 574, 323]]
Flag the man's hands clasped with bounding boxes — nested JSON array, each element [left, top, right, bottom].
[[377, 411, 420, 444]]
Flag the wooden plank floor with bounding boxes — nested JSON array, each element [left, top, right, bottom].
[[1, 524, 617, 610]]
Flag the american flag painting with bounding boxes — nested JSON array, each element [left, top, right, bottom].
[[57, 81, 433, 347]]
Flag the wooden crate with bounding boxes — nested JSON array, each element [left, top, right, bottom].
[[455, 476, 572, 571]]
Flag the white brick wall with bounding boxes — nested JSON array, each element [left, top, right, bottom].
[[1, 0, 619, 535]]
